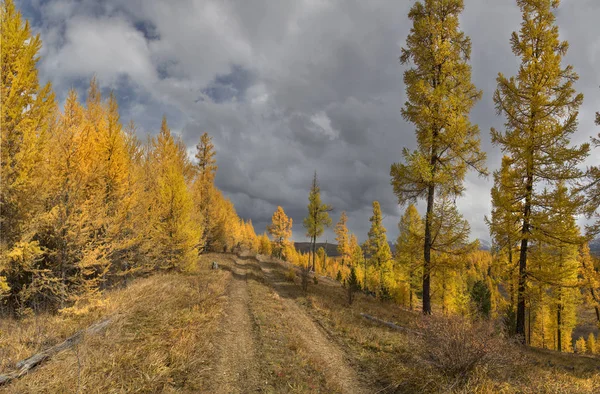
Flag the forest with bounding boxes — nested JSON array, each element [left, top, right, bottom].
[[2, 0, 600, 392]]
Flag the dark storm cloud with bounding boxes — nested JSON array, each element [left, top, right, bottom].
[[21, 0, 600, 243]]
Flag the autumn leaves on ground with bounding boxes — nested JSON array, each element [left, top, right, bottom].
[[2, 0, 600, 393]]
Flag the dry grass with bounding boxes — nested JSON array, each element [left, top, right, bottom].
[[0, 254, 230, 393], [259, 255, 600, 393]]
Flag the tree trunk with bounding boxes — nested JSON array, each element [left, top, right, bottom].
[[516, 174, 532, 343], [557, 297, 562, 352], [311, 235, 316, 272], [423, 181, 435, 315]]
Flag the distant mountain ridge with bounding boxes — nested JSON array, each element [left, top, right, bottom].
[[294, 238, 494, 257]]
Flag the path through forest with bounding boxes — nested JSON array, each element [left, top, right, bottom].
[[210, 255, 367, 393]]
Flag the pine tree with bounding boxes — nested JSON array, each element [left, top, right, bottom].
[[364, 201, 392, 297], [303, 171, 332, 272], [335, 211, 351, 267], [267, 206, 293, 258], [395, 204, 423, 310], [491, 0, 589, 341], [390, 0, 486, 315]]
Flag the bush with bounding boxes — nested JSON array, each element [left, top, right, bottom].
[[335, 270, 342, 282], [301, 265, 310, 292], [413, 315, 521, 385], [285, 268, 296, 282]]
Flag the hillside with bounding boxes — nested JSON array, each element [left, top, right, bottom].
[[295, 238, 492, 257], [294, 242, 340, 257], [2, 253, 599, 393]]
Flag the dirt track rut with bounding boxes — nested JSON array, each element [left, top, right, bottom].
[[211, 255, 367, 394]]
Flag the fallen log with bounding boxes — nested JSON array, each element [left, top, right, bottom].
[[360, 313, 422, 336], [0, 318, 111, 386]]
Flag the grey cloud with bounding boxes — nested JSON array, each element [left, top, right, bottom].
[[22, 0, 600, 243]]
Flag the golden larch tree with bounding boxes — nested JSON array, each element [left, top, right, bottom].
[[390, 0, 486, 314], [491, 0, 589, 341], [334, 211, 351, 267], [268, 206, 293, 258]]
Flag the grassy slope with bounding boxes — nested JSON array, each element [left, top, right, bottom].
[[0, 254, 230, 393]]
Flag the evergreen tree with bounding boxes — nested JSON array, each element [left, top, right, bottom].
[[390, 0, 486, 315], [491, 0, 589, 341], [303, 171, 332, 272], [267, 206, 293, 258]]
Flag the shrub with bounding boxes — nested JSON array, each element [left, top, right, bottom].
[[335, 270, 342, 282], [413, 315, 521, 385], [285, 268, 296, 282], [301, 265, 310, 292]]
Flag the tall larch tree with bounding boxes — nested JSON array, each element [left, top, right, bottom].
[[583, 104, 600, 235], [335, 211, 351, 267], [487, 156, 522, 314], [1, 0, 55, 305], [364, 201, 392, 296], [148, 116, 199, 271], [395, 204, 423, 310], [194, 132, 218, 249], [303, 171, 332, 272], [390, 0, 486, 314], [491, 0, 589, 342], [267, 206, 293, 258]]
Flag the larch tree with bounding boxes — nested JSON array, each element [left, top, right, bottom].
[[364, 201, 392, 296], [491, 0, 589, 342], [303, 171, 332, 272], [486, 156, 522, 314], [147, 116, 199, 271], [1, 0, 55, 308], [267, 206, 293, 258], [580, 243, 600, 325], [335, 211, 351, 267], [194, 132, 218, 249], [395, 204, 423, 310], [390, 0, 486, 315], [349, 234, 363, 268]]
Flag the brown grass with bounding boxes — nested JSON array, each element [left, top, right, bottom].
[[0, 254, 230, 393], [258, 255, 600, 393]]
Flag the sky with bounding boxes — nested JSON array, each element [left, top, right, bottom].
[[17, 0, 600, 244]]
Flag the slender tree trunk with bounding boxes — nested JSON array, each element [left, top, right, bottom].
[[423, 181, 435, 315], [557, 295, 562, 352], [311, 235, 316, 272], [409, 265, 414, 310], [516, 174, 532, 343]]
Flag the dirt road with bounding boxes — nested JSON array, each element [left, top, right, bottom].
[[210, 255, 367, 394]]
